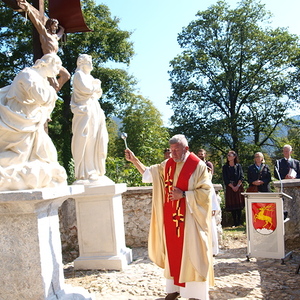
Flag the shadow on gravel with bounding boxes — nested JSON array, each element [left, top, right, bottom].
[[212, 245, 300, 300], [258, 248, 300, 300]]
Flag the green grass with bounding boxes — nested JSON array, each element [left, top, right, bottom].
[[221, 225, 247, 247], [223, 225, 246, 233]]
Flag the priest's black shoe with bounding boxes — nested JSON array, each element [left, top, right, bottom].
[[165, 292, 180, 300]]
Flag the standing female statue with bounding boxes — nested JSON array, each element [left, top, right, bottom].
[[71, 54, 109, 183]]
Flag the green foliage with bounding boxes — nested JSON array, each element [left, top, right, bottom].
[[272, 117, 300, 162], [105, 157, 149, 187], [168, 0, 300, 157], [67, 158, 75, 185], [106, 118, 119, 157], [118, 95, 170, 166], [48, 98, 64, 159], [103, 95, 171, 187], [0, 0, 137, 178], [0, 2, 33, 86], [0, 1, 170, 185], [285, 123, 300, 160], [103, 96, 171, 186]]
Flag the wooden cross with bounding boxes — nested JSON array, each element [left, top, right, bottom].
[[2, 0, 91, 62], [32, 0, 45, 61]]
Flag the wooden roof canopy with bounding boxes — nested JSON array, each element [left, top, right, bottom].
[[48, 0, 91, 33]]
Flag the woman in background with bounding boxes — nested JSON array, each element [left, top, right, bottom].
[[222, 150, 245, 227], [247, 152, 271, 192]]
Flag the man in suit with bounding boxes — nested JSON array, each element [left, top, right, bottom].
[[274, 144, 300, 180]]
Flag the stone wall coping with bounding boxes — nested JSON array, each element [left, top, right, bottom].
[[124, 186, 152, 194], [273, 179, 300, 188], [0, 185, 84, 202]]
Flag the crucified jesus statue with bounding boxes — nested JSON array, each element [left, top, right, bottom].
[[17, 0, 70, 91]]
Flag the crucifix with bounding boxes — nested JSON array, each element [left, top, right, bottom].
[[14, 0, 91, 91], [1, 0, 91, 131], [3, 0, 91, 63]]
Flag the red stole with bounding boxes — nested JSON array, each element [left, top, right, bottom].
[[164, 153, 200, 287]]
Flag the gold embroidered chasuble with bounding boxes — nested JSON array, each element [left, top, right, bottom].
[[147, 154, 215, 286]]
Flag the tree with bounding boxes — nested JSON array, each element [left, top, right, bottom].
[[119, 95, 170, 164], [54, 0, 137, 176], [271, 117, 300, 162], [105, 95, 170, 186], [0, 1, 34, 86], [0, 0, 136, 176], [1, 1, 171, 185], [168, 0, 300, 156]]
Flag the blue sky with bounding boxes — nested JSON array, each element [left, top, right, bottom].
[[97, 0, 300, 126]]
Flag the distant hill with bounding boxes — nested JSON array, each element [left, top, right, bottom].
[[277, 115, 300, 137]]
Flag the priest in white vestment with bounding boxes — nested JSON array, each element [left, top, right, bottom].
[[125, 134, 214, 300]]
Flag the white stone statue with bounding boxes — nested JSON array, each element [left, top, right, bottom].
[[71, 54, 110, 184], [0, 53, 67, 191]]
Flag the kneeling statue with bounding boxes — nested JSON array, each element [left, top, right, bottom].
[[0, 53, 67, 191]]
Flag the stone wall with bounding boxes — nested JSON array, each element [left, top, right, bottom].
[[59, 198, 79, 262], [59, 184, 223, 262], [58, 181, 300, 262], [122, 184, 224, 248], [122, 186, 152, 247], [273, 179, 300, 248]]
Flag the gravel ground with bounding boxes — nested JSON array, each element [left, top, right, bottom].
[[64, 228, 300, 300]]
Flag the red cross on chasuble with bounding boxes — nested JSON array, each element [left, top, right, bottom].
[[164, 153, 200, 287]]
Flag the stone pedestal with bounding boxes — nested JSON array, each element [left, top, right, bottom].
[[73, 183, 132, 270], [0, 186, 94, 300]]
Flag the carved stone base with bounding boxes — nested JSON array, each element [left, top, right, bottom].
[[0, 186, 94, 300], [73, 183, 132, 271]]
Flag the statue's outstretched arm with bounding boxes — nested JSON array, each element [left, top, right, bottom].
[[17, 0, 47, 37]]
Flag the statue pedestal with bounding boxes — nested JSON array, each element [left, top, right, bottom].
[[0, 186, 94, 300], [73, 183, 132, 270]]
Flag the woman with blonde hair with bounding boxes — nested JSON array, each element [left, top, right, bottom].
[[247, 152, 271, 192]]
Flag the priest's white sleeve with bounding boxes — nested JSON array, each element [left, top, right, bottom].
[[142, 167, 153, 183]]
